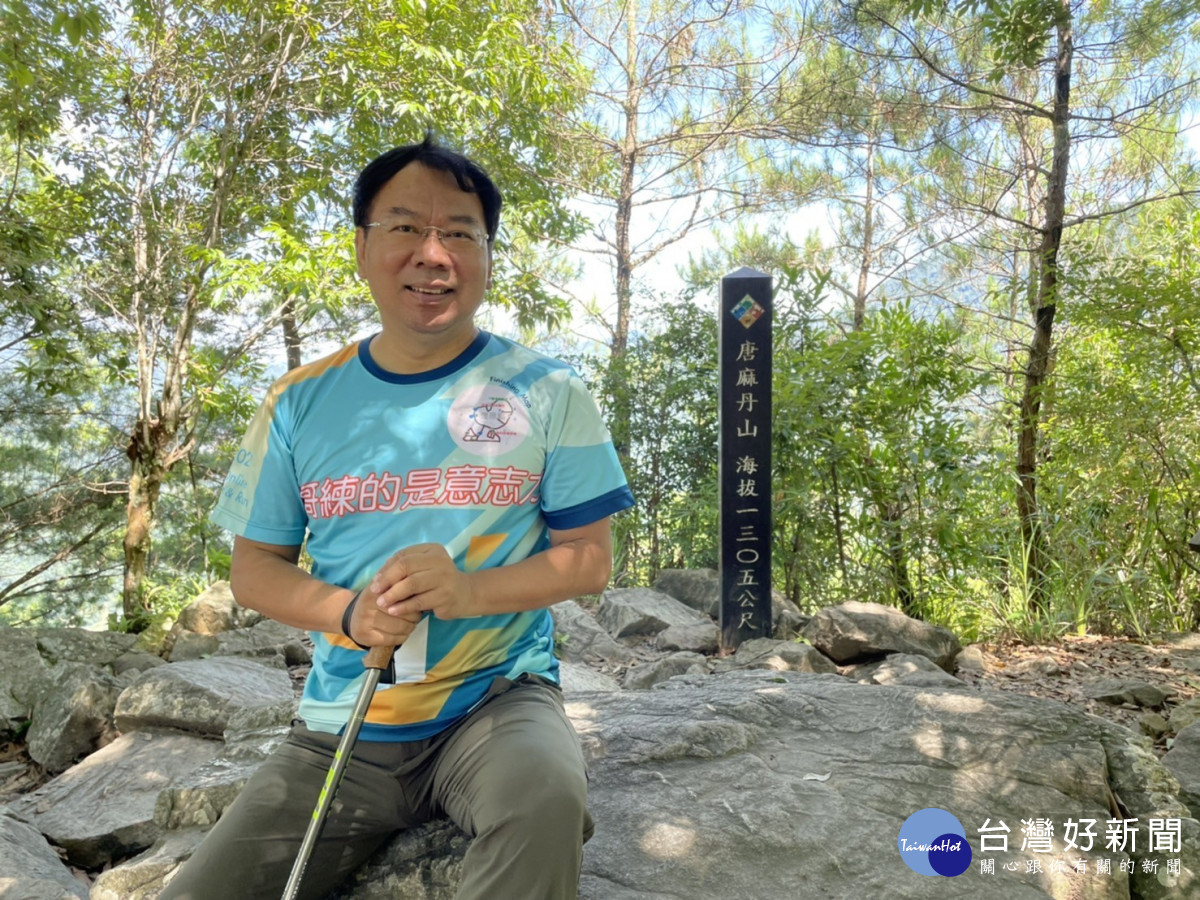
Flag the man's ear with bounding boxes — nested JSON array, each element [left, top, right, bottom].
[[354, 227, 367, 277], [486, 245, 494, 290]]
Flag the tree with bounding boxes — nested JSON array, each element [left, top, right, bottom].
[[1, 0, 591, 622], [552, 0, 805, 452], [866, 0, 1200, 606]]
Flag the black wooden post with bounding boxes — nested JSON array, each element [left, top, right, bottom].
[[718, 267, 773, 652]]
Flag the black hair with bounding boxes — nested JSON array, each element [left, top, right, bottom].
[[352, 133, 502, 243]]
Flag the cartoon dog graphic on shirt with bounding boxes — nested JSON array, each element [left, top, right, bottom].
[[463, 398, 514, 443]]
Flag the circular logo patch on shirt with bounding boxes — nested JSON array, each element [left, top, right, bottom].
[[448, 383, 531, 456]]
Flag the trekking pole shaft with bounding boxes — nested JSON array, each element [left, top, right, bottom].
[[281, 644, 394, 900]]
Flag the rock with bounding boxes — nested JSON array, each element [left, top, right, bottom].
[[330, 819, 469, 899], [623, 652, 708, 690], [174, 581, 243, 635], [30, 627, 138, 667], [955, 644, 987, 673], [550, 600, 639, 665], [711, 638, 838, 676], [0, 811, 89, 899], [0, 627, 49, 732], [1009, 654, 1062, 676], [653, 568, 720, 618], [595, 588, 712, 639], [652, 570, 807, 640], [770, 589, 807, 640], [91, 830, 206, 900], [9, 730, 220, 868], [1172, 698, 1200, 733], [656, 621, 719, 654], [803, 600, 962, 671], [112, 649, 167, 676], [114, 657, 295, 736], [1084, 677, 1170, 709], [165, 631, 220, 661], [846, 652, 964, 689], [1163, 722, 1200, 818], [558, 660, 622, 693], [26, 662, 120, 773], [1141, 711, 1171, 740]]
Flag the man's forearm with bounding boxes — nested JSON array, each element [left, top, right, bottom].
[[462, 534, 612, 616], [230, 537, 355, 634]]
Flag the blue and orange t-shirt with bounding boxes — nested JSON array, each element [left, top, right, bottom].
[[211, 331, 634, 741]]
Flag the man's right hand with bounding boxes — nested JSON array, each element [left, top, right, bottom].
[[345, 585, 423, 648]]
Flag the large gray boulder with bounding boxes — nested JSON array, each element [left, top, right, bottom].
[[114, 656, 295, 736], [710, 637, 838, 675], [846, 652, 966, 690], [9, 729, 221, 868], [653, 568, 720, 618], [551, 600, 639, 665], [0, 812, 89, 899], [596, 588, 712, 639], [804, 600, 962, 671], [653, 569, 808, 640], [26, 661, 121, 773], [622, 652, 708, 690], [31, 673, 1200, 899], [1163, 721, 1200, 817]]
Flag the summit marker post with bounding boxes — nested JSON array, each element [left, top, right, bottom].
[[718, 267, 773, 652]]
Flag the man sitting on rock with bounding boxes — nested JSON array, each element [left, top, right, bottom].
[[160, 135, 634, 900]]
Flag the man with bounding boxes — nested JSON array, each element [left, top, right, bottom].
[[161, 135, 634, 900]]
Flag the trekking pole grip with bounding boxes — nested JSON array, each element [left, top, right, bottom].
[[365, 644, 395, 670]]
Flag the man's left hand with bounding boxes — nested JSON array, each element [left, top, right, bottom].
[[370, 543, 477, 620]]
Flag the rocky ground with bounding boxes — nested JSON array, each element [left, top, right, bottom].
[[947, 633, 1200, 756]]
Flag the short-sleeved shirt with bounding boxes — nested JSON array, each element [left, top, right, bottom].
[[211, 331, 633, 741]]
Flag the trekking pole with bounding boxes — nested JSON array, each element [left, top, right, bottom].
[[281, 643, 395, 900]]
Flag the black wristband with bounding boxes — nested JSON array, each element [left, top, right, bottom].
[[340, 591, 370, 650]]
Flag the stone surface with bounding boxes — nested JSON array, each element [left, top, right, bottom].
[[656, 621, 720, 654], [710, 638, 838, 676], [551, 600, 639, 665], [90, 830, 206, 900], [327, 673, 1196, 899], [174, 581, 243, 636], [652, 568, 720, 618], [1085, 677, 1171, 709], [0, 627, 50, 731], [1171, 697, 1200, 733], [1163, 721, 1200, 819], [26, 662, 120, 773], [595, 588, 712, 639], [558, 660, 622, 692], [622, 652, 708, 690], [0, 812, 89, 899], [803, 600, 962, 671], [955, 644, 987, 673], [847, 652, 964, 689], [114, 656, 295, 736], [9, 729, 220, 868]]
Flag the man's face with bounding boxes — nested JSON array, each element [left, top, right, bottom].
[[355, 162, 491, 342]]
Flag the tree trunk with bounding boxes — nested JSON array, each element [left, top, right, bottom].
[[123, 436, 165, 620], [282, 295, 303, 370], [1017, 10, 1072, 611]]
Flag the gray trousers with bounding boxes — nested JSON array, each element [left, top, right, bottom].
[[159, 674, 592, 900]]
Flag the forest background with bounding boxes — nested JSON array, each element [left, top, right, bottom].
[[2, 0, 1198, 645]]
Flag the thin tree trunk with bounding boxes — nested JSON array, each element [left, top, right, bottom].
[[1017, 10, 1072, 611], [282, 295, 303, 370]]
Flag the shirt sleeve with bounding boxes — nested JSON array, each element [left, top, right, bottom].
[[539, 369, 635, 531], [210, 382, 309, 546]]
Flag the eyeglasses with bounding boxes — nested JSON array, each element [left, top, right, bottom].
[[364, 218, 489, 252]]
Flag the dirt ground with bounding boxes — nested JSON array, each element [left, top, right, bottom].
[[957, 632, 1200, 757]]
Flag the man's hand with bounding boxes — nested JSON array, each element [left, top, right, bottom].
[[369, 543, 477, 621], [346, 582, 424, 647]]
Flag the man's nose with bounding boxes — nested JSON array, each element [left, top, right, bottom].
[[412, 229, 452, 266]]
